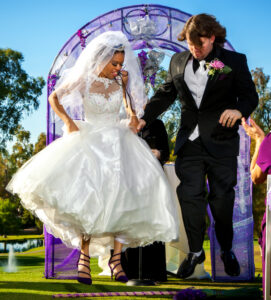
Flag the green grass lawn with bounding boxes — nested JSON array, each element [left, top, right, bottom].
[[0, 242, 263, 300]]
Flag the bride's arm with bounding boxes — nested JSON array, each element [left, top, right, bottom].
[[121, 72, 139, 133], [49, 91, 79, 133]]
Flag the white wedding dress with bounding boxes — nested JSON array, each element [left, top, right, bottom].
[[7, 76, 180, 255]]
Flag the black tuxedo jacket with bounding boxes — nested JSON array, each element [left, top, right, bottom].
[[142, 46, 259, 158], [140, 119, 169, 165]]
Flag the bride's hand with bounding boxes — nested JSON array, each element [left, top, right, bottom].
[[66, 120, 79, 134], [121, 70, 128, 86], [129, 115, 139, 134]]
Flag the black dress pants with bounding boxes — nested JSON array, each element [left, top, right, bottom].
[[175, 137, 237, 252], [124, 242, 167, 282]]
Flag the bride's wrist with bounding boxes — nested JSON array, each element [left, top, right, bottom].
[[65, 118, 74, 127]]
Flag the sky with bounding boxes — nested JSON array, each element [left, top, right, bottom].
[[1, 0, 271, 148]]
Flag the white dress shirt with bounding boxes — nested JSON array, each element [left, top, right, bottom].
[[184, 58, 209, 141]]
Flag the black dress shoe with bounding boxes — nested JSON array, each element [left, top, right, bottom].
[[220, 250, 240, 276], [177, 250, 205, 279]]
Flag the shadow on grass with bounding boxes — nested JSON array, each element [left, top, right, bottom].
[[0, 294, 50, 300], [0, 280, 178, 292], [164, 276, 262, 288], [0, 289, 263, 300], [0, 281, 182, 300]]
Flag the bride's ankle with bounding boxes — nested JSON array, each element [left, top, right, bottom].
[[78, 251, 91, 267], [80, 251, 90, 257], [112, 253, 121, 258]]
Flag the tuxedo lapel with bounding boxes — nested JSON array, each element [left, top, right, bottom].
[[199, 71, 219, 107], [176, 52, 198, 109], [199, 46, 222, 109], [176, 51, 191, 74]]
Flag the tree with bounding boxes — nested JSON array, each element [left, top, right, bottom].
[[1, 127, 35, 222], [251, 68, 271, 133], [0, 126, 34, 201], [0, 197, 21, 235], [0, 48, 45, 152], [0, 128, 46, 233], [8, 126, 34, 171], [151, 67, 181, 160], [0, 153, 7, 197], [34, 132, 46, 154], [32, 132, 46, 232]]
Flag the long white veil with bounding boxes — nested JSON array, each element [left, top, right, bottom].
[[53, 31, 147, 122]]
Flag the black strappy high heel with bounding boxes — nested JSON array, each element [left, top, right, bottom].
[[77, 252, 92, 285], [108, 252, 128, 283]]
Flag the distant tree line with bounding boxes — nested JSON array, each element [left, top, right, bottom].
[[0, 48, 45, 235]]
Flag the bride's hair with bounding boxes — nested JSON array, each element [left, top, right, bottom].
[[91, 46, 125, 77]]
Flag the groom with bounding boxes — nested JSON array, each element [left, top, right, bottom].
[[137, 13, 258, 278]]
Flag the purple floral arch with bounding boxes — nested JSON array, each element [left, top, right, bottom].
[[45, 4, 254, 281]]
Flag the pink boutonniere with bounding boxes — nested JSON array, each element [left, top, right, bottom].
[[205, 59, 232, 79]]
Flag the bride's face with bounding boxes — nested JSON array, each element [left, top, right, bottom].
[[99, 52, 125, 79]]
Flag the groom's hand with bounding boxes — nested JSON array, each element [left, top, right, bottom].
[[219, 109, 242, 127], [137, 119, 146, 133]]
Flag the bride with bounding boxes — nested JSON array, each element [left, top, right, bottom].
[[6, 31, 179, 285]]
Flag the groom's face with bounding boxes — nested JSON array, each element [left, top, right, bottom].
[[187, 35, 215, 61]]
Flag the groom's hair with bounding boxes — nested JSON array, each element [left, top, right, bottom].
[[178, 13, 226, 47]]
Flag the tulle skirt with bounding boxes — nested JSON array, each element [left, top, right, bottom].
[[7, 121, 179, 255]]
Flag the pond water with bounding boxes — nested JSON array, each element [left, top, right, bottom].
[[0, 239, 43, 253]]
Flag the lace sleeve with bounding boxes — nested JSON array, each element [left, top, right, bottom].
[[55, 79, 86, 102], [53, 78, 86, 120]]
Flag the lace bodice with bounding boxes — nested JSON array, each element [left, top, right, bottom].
[[55, 75, 124, 126], [84, 76, 123, 125]]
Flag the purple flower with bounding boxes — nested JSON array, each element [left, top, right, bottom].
[[138, 50, 148, 80], [173, 288, 207, 300], [210, 60, 224, 69], [206, 58, 232, 79], [77, 30, 86, 49], [77, 30, 83, 38], [48, 74, 60, 91], [150, 73, 156, 86], [48, 74, 57, 80]]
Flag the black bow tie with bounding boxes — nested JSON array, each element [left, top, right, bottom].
[[192, 48, 216, 73], [192, 58, 203, 73]]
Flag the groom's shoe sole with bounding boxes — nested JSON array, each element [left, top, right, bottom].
[[177, 250, 205, 279]]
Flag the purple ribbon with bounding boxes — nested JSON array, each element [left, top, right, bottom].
[[52, 289, 206, 298]]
